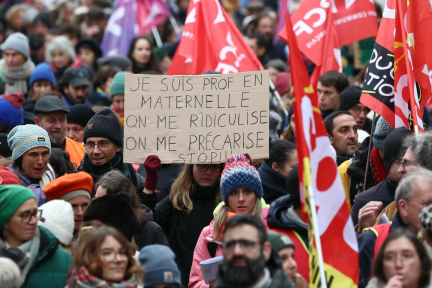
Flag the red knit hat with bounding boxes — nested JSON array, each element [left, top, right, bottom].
[[44, 172, 93, 201], [2, 93, 24, 109], [0, 167, 19, 185], [275, 72, 291, 96]]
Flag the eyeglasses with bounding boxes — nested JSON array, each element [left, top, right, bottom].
[[84, 140, 111, 151], [350, 106, 370, 114], [196, 164, 220, 173], [100, 248, 128, 262], [398, 159, 414, 167], [19, 209, 42, 224], [408, 199, 432, 208], [223, 239, 259, 253]]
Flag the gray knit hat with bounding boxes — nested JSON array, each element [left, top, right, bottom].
[[2, 32, 30, 59], [372, 117, 394, 149], [7, 125, 51, 160], [83, 108, 123, 147], [45, 36, 75, 63]]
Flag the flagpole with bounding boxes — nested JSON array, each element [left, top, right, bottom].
[[363, 111, 376, 192], [169, 15, 181, 35], [269, 79, 288, 119], [152, 27, 163, 48], [307, 183, 328, 288]]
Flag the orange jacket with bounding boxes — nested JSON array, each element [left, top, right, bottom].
[[65, 137, 85, 168]]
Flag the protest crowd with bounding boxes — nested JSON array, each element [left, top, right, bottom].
[[1, 0, 432, 287]]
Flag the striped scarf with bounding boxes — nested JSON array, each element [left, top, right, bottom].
[[369, 147, 387, 185], [66, 266, 140, 288]]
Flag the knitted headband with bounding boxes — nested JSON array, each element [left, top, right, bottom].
[[220, 154, 263, 202]]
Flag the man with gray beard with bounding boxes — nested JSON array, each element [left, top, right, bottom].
[[215, 215, 293, 288], [34, 96, 85, 167]]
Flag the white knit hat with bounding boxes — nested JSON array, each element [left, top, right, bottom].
[[45, 36, 75, 64], [37, 200, 74, 245]]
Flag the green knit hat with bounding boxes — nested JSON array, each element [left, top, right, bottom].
[[0, 185, 36, 230], [267, 231, 295, 253], [110, 71, 128, 98]]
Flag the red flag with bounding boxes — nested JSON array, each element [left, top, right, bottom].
[[283, 11, 359, 287], [167, 0, 263, 75], [310, 10, 342, 86], [136, 0, 170, 36], [361, 0, 432, 131], [280, 0, 378, 66]]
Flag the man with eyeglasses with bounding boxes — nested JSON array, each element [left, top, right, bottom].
[[34, 95, 85, 167], [76, 108, 156, 200], [351, 128, 412, 228], [357, 168, 432, 288], [215, 215, 293, 288], [338, 86, 372, 133]]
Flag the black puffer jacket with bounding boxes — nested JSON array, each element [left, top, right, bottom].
[[141, 184, 220, 286]]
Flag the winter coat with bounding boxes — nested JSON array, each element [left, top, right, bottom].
[[141, 184, 220, 286], [189, 219, 224, 288], [214, 249, 293, 288], [135, 204, 169, 249], [357, 212, 408, 288], [351, 176, 398, 226], [259, 161, 288, 205], [265, 195, 309, 282], [8, 163, 55, 206], [3, 226, 73, 288]]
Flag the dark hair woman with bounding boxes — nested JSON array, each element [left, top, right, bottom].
[[127, 36, 161, 74], [367, 228, 431, 288]]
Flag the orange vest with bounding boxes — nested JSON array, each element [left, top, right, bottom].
[[65, 137, 85, 168]]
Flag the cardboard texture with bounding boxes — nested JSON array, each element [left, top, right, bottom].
[[124, 71, 269, 164]]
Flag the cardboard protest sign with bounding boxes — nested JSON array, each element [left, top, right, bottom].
[[124, 71, 269, 164]]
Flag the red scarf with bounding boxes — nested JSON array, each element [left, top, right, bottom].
[[369, 147, 388, 185]]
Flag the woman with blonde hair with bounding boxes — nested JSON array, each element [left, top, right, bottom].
[[66, 226, 144, 288], [142, 156, 224, 286], [189, 154, 264, 288]]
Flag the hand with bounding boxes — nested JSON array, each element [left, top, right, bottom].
[[209, 280, 217, 288], [384, 275, 404, 288], [143, 155, 161, 191], [358, 201, 383, 232]]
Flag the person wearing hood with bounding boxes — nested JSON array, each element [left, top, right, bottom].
[[0, 33, 35, 95], [94, 169, 168, 249], [189, 154, 264, 288], [215, 215, 293, 288], [351, 127, 412, 227], [259, 139, 297, 204], [264, 166, 309, 283], [7, 124, 55, 206], [75, 108, 151, 199]]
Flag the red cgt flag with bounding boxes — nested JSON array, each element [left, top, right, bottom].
[[280, 0, 378, 66], [167, 0, 263, 75], [283, 11, 359, 288]]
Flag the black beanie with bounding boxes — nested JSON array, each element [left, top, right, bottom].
[[83, 194, 137, 241], [339, 86, 362, 111], [383, 127, 412, 172], [0, 133, 12, 158], [83, 108, 123, 147], [67, 104, 95, 128]]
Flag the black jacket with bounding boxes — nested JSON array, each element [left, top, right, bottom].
[[214, 250, 293, 288], [141, 185, 219, 286], [136, 205, 169, 249], [357, 212, 407, 288], [351, 176, 397, 226]]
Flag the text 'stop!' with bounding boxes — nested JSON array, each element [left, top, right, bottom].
[[124, 71, 270, 164]]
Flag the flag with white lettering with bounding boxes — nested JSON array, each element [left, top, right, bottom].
[[137, 0, 170, 36], [280, 0, 378, 66], [283, 12, 359, 288], [167, 0, 263, 75]]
